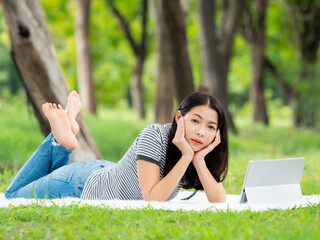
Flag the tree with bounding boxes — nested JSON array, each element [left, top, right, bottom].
[[162, 0, 194, 103], [198, 0, 243, 133], [285, 0, 320, 127], [151, 0, 175, 124], [242, 0, 269, 124], [264, 0, 320, 127], [75, 0, 96, 114], [1, 0, 102, 161], [107, 0, 148, 119]]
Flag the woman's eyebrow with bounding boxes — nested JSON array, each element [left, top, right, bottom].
[[193, 113, 203, 119], [193, 114, 217, 125]]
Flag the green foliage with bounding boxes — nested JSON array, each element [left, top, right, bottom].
[[185, 1, 203, 87], [1, 0, 319, 125], [229, 35, 252, 111], [0, 10, 21, 95], [266, 1, 320, 126], [39, 0, 158, 105], [89, 0, 134, 104], [40, 0, 77, 91]]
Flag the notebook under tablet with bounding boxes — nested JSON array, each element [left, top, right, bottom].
[[239, 157, 305, 204]]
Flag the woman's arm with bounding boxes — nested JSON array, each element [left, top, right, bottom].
[[193, 160, 226, 203], [137, 117, 194, 201], [137, 155, 191, 201], [192, 130, 226, 203]]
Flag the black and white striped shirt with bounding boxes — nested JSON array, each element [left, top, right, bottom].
[[81, 123, 182, 201]]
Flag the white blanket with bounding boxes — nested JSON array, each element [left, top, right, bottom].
[[1, 192, 319, 212]]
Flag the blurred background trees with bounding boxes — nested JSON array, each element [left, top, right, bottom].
[[76, 0, 96, 114], [1, 0, 102, 161], [0, 0, 319, 134]]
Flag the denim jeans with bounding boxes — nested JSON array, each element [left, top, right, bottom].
[[5, 133, 116, 199]]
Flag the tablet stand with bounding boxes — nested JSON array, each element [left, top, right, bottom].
[[241, 183, 303, 204]]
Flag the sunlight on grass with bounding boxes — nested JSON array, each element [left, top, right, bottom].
[[0, 204, 319, 239]]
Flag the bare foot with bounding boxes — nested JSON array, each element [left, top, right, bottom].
[[65, 91, 82, 135], [42, 103, 77, 150]]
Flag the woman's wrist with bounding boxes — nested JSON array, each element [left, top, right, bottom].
[[193, 158, 206, 169], [181, 154, 193, 164]]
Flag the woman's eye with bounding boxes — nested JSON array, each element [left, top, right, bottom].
[[191, 119, 199, 123], [208, 126, 216, 130]]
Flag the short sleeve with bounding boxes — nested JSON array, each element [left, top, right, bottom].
[[136, 124, 164, 166]]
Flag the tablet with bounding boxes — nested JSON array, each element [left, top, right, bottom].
[[239, 157, 305, 204]]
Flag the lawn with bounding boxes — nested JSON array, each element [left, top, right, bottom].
[[0, 94, 319, 239]]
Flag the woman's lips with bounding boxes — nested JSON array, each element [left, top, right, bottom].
[[191, 139, 202, 145]]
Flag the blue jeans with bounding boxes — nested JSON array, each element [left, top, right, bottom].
[[5, 133, 116, 199]]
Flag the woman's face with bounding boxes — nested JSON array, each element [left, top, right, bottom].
[[181, 105, 219, 152]]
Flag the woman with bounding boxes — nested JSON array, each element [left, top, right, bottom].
[[5, 90, 228, 203]]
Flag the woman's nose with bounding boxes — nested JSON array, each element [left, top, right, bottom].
[[196, 125, 205, 137]]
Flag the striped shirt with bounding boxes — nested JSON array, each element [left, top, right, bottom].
[[81, 123, 182, 201]]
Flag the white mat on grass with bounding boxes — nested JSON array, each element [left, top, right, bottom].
[[0, 192, 319, 212]]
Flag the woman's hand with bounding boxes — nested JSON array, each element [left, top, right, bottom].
[[193, 130, 221, 166], [172, 117, 194, 161]]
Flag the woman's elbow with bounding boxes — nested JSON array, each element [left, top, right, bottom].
[[209, 197, 226, 203], [208, 193, 227, 203], [141, 192, 166, 202]]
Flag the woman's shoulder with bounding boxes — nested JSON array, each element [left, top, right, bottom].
[[143, 123, 171, 134], [139, 123, 171, 140]]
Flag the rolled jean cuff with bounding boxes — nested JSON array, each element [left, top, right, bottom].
[[51, 137, 73, 153]]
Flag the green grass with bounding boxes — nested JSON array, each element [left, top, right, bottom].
[[0, 94, 43, 169], [0, 204, 319, 239], [0, 95, 319, 239]]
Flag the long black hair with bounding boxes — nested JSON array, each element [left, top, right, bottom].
[[164, 91, 229, 190]]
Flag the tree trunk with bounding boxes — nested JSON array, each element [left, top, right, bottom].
[[287, 0, 320, 127], [292, 63, 318, 127], [240, 1, 320, 128], [198, 0, 222, 94], [162, 0, 194, 103], [152, 0, 174, 124], [265, 57, 293, 103], [219, 0, 243, 133], [251, 0, 269, 124], [2, 0, 102, 161], [75, 0, 96, 114], [198, 0, 242, 133], [240, 1, 269, 124], [107, 0, 147, 119], [131, 54, 145, 119]]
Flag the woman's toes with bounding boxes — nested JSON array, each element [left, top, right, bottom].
[[42, 103, 53, 112], [42, 103, 48, 112]]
